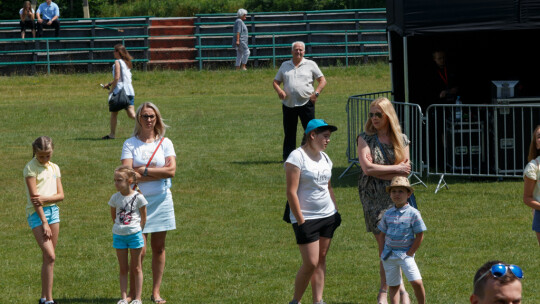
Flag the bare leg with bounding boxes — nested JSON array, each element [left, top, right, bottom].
[[126, 105, 136, 120], [128, 234, 147, 301], [374, 232, 388, 304], [388, 285, 400, 304], [116, 249, 129, 300], [536, 232, 540, 246], [311, 237, 332, 303], [108, 111, 119, 138], [410, 280, 426, 304], [32, 223, 59, 302], [22, 32, 25, 39], [32, 28, 36, 38], [150, 231, 168, 300], [293, 240, 320, 302], [130, 248, 144, 301]]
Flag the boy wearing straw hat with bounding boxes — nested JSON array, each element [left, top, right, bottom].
[[378, 176, 427, 304]]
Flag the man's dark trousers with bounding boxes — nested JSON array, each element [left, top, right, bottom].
[[37, 19, 60, 37], [282, 101, 315, 161]]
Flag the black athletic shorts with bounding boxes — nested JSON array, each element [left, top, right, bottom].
[[292, 212, 341, 244]]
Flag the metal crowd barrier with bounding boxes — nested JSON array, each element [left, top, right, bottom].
[[340, 91, 426, 188], [426, 104, 540, 191], [344, 94, 540, 192]]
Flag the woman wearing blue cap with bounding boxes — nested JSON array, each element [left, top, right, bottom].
[[284, 118, 341, 304]]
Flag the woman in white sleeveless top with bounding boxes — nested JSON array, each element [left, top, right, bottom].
[[102, 44, 136, 139]]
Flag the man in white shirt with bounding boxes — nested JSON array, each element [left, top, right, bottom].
[[273, 41, 327, 161]]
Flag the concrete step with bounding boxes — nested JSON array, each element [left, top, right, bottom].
[[150, 36, 195, 48], [149, 25, 194, 36], [150, 47, 196, 60], [148, 59, 197, 70]]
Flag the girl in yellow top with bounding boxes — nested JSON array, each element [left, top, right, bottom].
[[23, 136, 64, 304]]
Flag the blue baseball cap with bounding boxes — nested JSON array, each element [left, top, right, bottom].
[[305, 119, 338, 134]]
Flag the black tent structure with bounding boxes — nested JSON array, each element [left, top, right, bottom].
[[386, 0, 540, 110]]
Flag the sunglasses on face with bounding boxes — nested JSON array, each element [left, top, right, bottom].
[[140, 114, 155, 120], [369, 112, 383, 119], [474, 263, 523, 286]]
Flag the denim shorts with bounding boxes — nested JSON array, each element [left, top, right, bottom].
[[113, 231, 144, 249], [27, 205, 60, 229], [533, 210, 540, 232], [128, 95, 134, 106]]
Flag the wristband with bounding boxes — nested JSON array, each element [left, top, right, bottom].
[[143, 167, 148, 176], [315, 92, 320, 97]]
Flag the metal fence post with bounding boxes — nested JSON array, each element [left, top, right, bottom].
[[272, 34, 275, 69], [46, 39, 50, 75], [345, 31, 349, 67]]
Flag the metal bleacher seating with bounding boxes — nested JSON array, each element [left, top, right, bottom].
[[0, 17, 150, 74], [194, 8, 388, 69]]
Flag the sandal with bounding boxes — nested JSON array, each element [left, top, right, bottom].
[[102, 135, 115, 140], [150, 295, 166, 304], [377, 288, 388, 304]]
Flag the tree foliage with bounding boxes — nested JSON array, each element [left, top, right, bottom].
[[0, 0, 385, 20]]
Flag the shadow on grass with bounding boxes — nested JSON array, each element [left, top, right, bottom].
[[232, 160, 283, 165], [56, 297, 117, 303], [331, 166, 518, 189], [332, 166, 359, 188], [73, 137, 109, 141]]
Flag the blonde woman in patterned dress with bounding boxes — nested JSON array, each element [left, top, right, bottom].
[[357, 97, 411, 304]]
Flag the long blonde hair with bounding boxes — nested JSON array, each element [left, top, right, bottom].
[[528, 125, 540, 162], [133, 102, 168, 139], [364, 97, 406, 163]]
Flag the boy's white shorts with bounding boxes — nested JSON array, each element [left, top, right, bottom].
[[382, 254, 422, 286]]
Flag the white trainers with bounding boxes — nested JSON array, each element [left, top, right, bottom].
[[130, 300, 142, 304], [117, 300, 129, 304]]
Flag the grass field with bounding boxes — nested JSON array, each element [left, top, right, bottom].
[[0, 63, 538, 304]]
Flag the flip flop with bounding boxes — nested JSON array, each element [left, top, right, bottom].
[[151, 295, 166, 304]]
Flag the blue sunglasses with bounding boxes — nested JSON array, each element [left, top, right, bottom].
[[475, 263, 523, 286]]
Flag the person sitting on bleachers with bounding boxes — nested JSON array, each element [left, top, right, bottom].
[[36, 0, 60, 38], [19, 1, 36, 39]]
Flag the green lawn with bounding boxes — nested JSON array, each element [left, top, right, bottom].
[[0, 63, 538, 303]]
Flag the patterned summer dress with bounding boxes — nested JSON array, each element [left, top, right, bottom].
[[357, 132, 410, 233]]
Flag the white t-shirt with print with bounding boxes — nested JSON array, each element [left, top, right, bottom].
[[108, 192, 148, 235], [285, 147, 336, 223]]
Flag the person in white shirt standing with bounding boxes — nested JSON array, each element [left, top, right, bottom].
[[273, 41, 327, 161], [285, 119, 340, 304]]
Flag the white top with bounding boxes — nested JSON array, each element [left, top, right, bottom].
[[285, 147, 336, 223], [108, 192, 148, 235], [524, 156, 540, 202], [121, 137, 176, 196], [113, 59, 135, 96], [19, 8, 35, 21], [274, 58, 324, 108]]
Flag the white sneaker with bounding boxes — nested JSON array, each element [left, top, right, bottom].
[[130, 300, 142, 304]]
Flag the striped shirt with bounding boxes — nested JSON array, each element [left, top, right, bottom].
[[378, 204, 427, 260]]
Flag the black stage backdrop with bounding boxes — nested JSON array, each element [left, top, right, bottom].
[[387, 0, 540, 106]]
